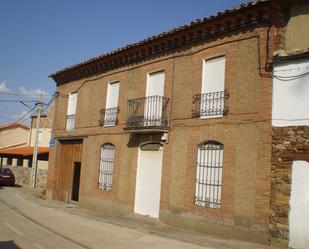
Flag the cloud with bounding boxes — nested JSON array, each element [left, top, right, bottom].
[[19, 86, 49, 98], [0, 81, 11, 93]]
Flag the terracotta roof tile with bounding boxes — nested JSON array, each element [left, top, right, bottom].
[[49, 0, 270, 78], [0, 123, 29, 131], [0, 147, 49, 156]]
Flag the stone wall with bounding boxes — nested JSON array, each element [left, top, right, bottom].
[[5, 165, 48, 189], [271, 126, 309, 247]]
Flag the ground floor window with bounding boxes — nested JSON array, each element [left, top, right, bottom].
[[98, 143, 115, 191], [195, 140, 224, 208]]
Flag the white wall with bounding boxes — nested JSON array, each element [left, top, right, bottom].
[[289, 161, 309, 249], [0, 127, 29, 149], [272, 58, 309, 126], [29, 128, 51, 147]]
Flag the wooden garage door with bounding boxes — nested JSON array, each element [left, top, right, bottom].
[[56, 139, 83, 202]]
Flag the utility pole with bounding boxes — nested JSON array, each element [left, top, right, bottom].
[[31, 102, 43, 188]]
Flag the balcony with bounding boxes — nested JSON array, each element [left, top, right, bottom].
[[192, 90, 229, 118], [125, 95, 169, 132], [99, 107, 119, 126]]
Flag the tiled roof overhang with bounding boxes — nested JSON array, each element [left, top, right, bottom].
[[49, 0, 283, 86], [0, 147, 49, 157], [274, 49, 309, 62], [0, 123, 29, 131]]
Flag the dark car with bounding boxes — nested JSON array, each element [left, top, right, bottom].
[[0, 168, 15, 186]]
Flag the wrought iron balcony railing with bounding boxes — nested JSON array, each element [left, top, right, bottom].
[[125, 95, 169, 129], [192, 90, 229, 118], [66, 114, 75, 131], [99, 107, 119, 126]]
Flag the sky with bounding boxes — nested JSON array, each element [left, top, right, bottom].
[[0, 0, 245, 125]]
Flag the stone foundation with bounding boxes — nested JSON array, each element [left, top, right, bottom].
[[271, 126, 309, 247], [4, 165, 48, 189]]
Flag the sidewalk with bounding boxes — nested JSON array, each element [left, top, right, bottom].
[[2, 187, 279, 249]]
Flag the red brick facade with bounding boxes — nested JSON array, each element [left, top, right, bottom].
[[46, 1, 293, 245]]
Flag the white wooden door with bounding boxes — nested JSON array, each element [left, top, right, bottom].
[[134, 144, 163, 218], [289, 161, 309, 249], [201, 57, 225, 118], [144, 71, 165, 126]]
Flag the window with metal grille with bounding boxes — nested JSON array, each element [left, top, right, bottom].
[[195, 141, 224, 208], [98, 143, 115, 191]]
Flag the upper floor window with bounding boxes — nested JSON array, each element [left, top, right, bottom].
[[100, 81, 120, 127], [66, 92, 77, 132], [193, 56, 228, 118], [144, 71, 166, 126], [195, 140, 224, 209], [98, 143, 115, 191]]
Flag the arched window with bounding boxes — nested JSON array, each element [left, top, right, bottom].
[[98, 143, 115, 191], [195, 141, 224, 208]]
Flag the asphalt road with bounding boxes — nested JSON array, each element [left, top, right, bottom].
[[0, 189, 85, 249], [0, 187, 276, 249]]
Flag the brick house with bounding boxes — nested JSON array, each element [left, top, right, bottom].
[[46, 0, 308, 246]]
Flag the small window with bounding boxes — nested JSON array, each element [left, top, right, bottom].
[[195, 141, 224, 208], [38, 131, 42, 143], [98, 143, 115, 191]]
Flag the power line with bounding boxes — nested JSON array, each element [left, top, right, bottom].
[[0, 105, 37, 136], [0, 100, 38, 103], [273, 71, 309, 81], [11, 106, 37, 125], [0, 92, 52, 97], [20, 101, 33, 109]]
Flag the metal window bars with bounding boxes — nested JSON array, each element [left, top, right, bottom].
[[194, 141, 224, 209], [98, 144, 115, 191], [99, 107, 119, 126], [192, 90, 229, 118], [126, 95, 169, 128], [66, 114, 75, 131]]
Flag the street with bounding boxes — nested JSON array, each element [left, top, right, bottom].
[[0, 187, 275, 249]]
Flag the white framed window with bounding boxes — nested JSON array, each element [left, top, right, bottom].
[[104, 81, 120, 126], [200, 56, 226, 118], [98, 143, 115, 191], [194, 141, 224, 209], [66, 92, 77, 131], [144, 71, 165, 126]]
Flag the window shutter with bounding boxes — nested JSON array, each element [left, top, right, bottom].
[[106, 82, 120, 109], [67, 92, 78, 115], [146, 71, 165, 97], [202, 57, 225, 94]]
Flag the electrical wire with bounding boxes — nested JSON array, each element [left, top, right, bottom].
[[0, 92, 52, 97], [0, 104, 37, 137], [20, 101, 33, 109], [9, 105, 37, 125], [42, 93, 57, 114], [273, 71, 309, 78], [273, 71, 309, 81], [0, 100, 38, 103]]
